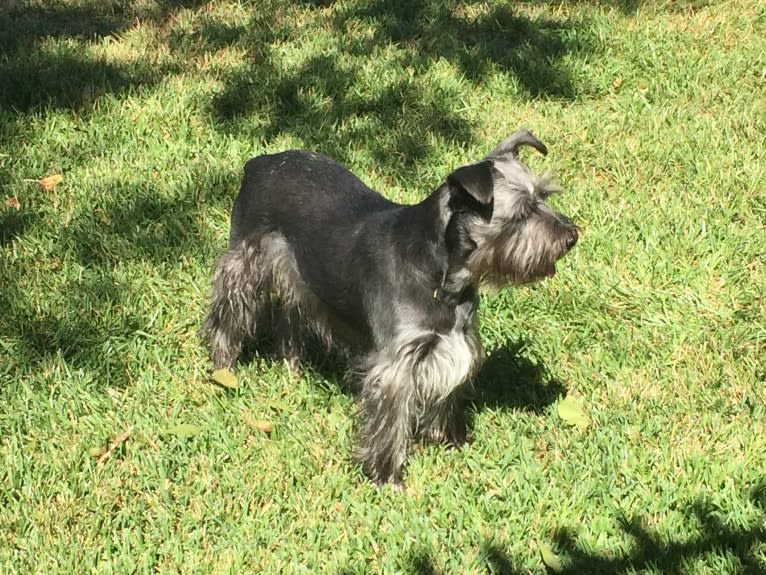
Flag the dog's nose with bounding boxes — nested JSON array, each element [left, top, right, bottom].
[[566, 228, 578, 250]]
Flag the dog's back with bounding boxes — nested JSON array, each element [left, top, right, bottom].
[[230, 151, 393, 247], [228, 150, 413, 344]]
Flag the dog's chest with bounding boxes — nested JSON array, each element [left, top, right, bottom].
[[407, 302, 484, 402]]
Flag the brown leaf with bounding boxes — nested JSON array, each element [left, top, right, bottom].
[[88, 446, 106, 458], [4, 196, 20, 210], [243, 410, 273, 434], [94, 207, 111, 225], [557, 397, 590, 431], [96, 427, 132, 466], [38, 174, 64, 191]]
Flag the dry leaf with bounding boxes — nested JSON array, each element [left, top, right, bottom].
[[243, 410, 273, 434], [96, 427, 132, 466], [211, 368, 239, 389], [538, 541, 564, 573], [557, 397, 590, 430], [163, 423, 203, 437], [94, 207, 110, 225], [4, 196, 20, 210], [88, 446, 106, 458], [38, 174, 64, 191]]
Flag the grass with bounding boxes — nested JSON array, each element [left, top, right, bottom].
[[1, 0, 765, 573]]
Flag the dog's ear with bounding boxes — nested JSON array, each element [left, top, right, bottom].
[[447, 160, 494, 205], [487, 129, 548, 159]]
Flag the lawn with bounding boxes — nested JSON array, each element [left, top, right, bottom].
[[1, 0, 764, 573]]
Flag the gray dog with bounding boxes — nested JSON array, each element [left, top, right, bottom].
[[204, 129, 578, 485]]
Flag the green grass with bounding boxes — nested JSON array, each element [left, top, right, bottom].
[[1, 0, 765, 573]]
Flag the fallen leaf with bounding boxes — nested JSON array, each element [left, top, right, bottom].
[[539, 541, 564, 573], [163, 423, 203, 437], [264, 398, 291, 413], [38, 174, 63, 191], [96, 427, 132, 465], [88, 446, 106, 458], [212, 368, 238, 389], [94, 207, 110, 225], [4, 196, 20, 210], [557, 396, 590, 430], [242, 410, 273, 434]]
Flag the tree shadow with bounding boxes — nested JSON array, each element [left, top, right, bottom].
[[480, 485, 766, 574], [206, 0, 600, 175], [0, 1, 205, 112], [336, 485, 766, 574], [334, 0, 588, 98], [209, 48, 476, 176], [553, 502, 766, 574], [0, 269, 141, 388], [480, 541, 526, 575], [0, 209, 37, 247], [0, 166, 232, 389]]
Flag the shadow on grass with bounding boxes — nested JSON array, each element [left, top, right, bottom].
[[0, 1, 206, 112], [342, 486, 766, 574], [334, 0, 585, 98], [0, 166, 233, 388], [206, 0, 598, 174], [479, 486, 766, 574], [0, 271, 141, 387], [0, 0, 598, 116], [474, 338, 565, 414], [0, 210, 38, 247], [209, 47, 477, 176]]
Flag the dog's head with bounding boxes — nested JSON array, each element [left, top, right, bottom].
[[446, 129, 578, 287]]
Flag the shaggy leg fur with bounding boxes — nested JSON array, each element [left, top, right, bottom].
[[418, 391, 471, 447], [204, 238, 271, 370], [274, 306, 307, 369], [355, 328, 481, 483], [356, 354, 415, 485], [205, 232, 343, 371]]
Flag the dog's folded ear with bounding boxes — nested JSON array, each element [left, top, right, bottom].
[[487, 129, 548, 159], [447, 160, 494, 205]]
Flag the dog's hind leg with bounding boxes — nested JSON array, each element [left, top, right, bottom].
[[273, 306, 307, 370], [203, 238, 271, 370]]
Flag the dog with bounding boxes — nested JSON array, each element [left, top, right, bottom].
[[203, 129, 578, 485]]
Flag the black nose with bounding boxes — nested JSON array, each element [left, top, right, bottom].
[[566, 228, 578, 250]]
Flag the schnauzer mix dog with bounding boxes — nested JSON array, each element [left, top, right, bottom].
[[204, 129, 578, 485]]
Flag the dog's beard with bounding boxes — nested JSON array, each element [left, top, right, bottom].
[[467, 220, 571, 288]]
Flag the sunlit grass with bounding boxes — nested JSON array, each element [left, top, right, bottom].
[[1, 1, 764, 573]]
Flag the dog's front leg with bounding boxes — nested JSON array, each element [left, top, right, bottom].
[[355, 354, 414, 485], [419, 391, 470, 447]]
